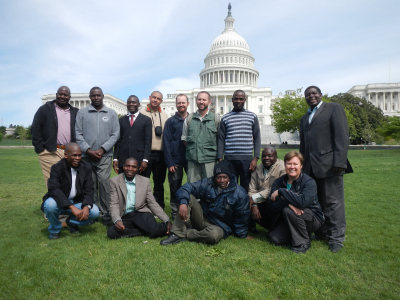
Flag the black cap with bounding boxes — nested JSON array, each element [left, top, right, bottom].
[[214, 160, 231, 177]]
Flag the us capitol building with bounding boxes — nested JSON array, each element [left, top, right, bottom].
[[40, 4, 399, 142], [142, 4, 278, 128]]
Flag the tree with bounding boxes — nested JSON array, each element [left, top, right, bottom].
[[14, 125, 27, 139], [25, 125, 32, 140], [0, 132, 2, 143], [0, 126, 6, 136], [271, 88, 330, 133], [270, 89, 309, 133], [330, 93, 386, 144], [377, 116, 400, 145]]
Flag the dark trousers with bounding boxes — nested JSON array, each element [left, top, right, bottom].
[[268, 207, 321, 247], [256, 201, 282, 231], [107, 211, 167, 239], [168, 162, 188, 220], [228, 160, 252, 191], [313, 174, 346, 246], [143, 151, 167, 209]]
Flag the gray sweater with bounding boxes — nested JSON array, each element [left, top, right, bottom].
[[75, 104, 120, 157]]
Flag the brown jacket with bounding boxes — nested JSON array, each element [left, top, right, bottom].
[[109, 174, 169, 223], [248, 159, 286, 202]]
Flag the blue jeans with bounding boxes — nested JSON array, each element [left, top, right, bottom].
[[44, 198, 100, 234]]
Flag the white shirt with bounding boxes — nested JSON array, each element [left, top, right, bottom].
[[68, 168, 77, 200]]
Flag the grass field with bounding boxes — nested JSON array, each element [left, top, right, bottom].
[[0, 149, 399, 299]]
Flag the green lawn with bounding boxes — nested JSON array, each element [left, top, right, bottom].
[[0, 149, 399, 299], [0, 139, 33, 146]]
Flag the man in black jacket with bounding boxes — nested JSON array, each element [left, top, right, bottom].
[[32, 86, 79, 185], [42, 143, 100, 240], [113, 95, 152, 175], [265, 151, 324, 254]]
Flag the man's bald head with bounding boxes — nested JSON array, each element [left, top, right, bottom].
[[65, 142, 81, 154], [55, 86, 71, 108], [64, 143, 82, 168], [57, 86, 71, 94]]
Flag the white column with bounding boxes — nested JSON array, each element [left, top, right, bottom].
[[383, 93, 386, 111], [390, 92, 393, 111]]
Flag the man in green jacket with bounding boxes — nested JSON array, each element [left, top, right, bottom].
[[181, 91, 220, 182]]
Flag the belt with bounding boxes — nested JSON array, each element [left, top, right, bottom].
[[56, 144, 66, 150]]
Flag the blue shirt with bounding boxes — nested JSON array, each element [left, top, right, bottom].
[[307, 101, 323, 123], [124, 176, 136, 215]]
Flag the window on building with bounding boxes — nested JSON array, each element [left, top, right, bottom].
[[171, 107, 174, 111], [259, 106, 263, 113], [220, 99, 223, 102], [163, 107, 166, 110], [229, 107, 232, 112], [259, 98, 262, 102]]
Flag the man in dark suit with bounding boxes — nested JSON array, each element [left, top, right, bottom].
[[42, 143, 100, 240], [107, 158, 172, 239], [113, 95, 152, 175], [300, 86, 353, 253]]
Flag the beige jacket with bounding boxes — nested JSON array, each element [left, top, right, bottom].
[[139, 106, 169, 151], [248, 159, 286, 202], [109, 174, 169, 223]]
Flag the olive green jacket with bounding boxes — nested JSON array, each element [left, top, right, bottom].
[[185, 112, 218, 163]]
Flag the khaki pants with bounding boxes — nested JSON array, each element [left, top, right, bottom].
[[38, 148, 65, 185], [38, 148, 67, 223], [187, 161, 216, 183], [171, 197, 224, 245]]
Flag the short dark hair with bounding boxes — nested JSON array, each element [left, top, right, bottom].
[[176, 94, 188, 102], [127, 95, 139, 102], [233, 90, 246, 98], [197, 91, 211, 101], [124, 157, 138, 165], [262, 146, 277, 155], [90, 86, 103, 94], [304, 86, 321, 95], [284, 150, 304, 165], [151, 91, 163, 99]]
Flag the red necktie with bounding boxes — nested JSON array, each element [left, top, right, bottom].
[[130, 115, 135, 126]]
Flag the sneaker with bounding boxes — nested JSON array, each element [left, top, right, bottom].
[[48, 233, 61, 240], [329, 243, 343, 253], [291, 243, 311, 254], [160, 234, 186, 246], [66, 217, 80, 234]]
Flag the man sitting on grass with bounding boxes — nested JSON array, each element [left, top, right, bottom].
[[42, 143, 100, 240], [107, 158, 172, 239], [160, 160, 251, 246], [266, 150, 325, 254], [248, 146, 286, 231]]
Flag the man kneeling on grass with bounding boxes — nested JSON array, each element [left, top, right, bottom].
[[107, 158, 172, 239], [42, 143, 100, 240], [261, 151, 325, 254], [160, 160, 251, 246]]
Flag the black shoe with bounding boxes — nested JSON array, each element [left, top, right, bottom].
[[102, 220, 112, 227], [160, 234, 186, 246], [88, 218, 98, 226], [249, 227, 260, 234], [291, 243, 311, 254], [66, 217, 80, 234], [48, 233, 61, 240], [329, 243, 343, 253]]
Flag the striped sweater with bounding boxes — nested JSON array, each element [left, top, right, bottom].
[[217, 109, 261, 160]]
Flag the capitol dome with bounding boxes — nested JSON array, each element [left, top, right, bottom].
[[200, 3, 259, 88]]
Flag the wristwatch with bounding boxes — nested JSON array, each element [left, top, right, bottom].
[[86, 205, 92, 210]]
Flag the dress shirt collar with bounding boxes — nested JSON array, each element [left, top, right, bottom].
[[307, 101, 323, 114], [124, 175, 136, 184], [127, 111, 140, 118]]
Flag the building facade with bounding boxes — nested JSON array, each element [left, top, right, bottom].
[[347, 83, 400, 117], [41, 93, 127, 116], [141, 5, 279, 127]]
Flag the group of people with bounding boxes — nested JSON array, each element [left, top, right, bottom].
[[32, 85, 352, 253]]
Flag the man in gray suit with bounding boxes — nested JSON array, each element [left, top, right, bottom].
[[107, 157, 172, 239], [300, 86, 353, 253]]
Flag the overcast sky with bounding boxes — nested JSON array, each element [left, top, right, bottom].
[[1, 0, 399, 127]]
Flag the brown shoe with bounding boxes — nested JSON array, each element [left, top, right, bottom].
[[62, 222, 68, 228]]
